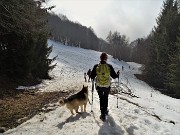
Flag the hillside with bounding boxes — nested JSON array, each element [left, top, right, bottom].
[[4, 40, 180, 135]]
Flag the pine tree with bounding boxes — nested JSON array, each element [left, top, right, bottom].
[[0, 0, 55, 81], [145, 0, 179, 89], [167, 34, 180, 97]]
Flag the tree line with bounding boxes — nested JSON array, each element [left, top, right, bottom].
[[147, 0, 180, 97], [130, 0, 180, 98], [47, 13, 99, 50], [47, 13, 131, 61]]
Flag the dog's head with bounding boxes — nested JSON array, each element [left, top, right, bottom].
[[82, 85, 88, 93]]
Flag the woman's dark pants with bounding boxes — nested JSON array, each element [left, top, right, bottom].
[[97, 86, 110, 116]]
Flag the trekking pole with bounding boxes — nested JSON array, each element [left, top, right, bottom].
[[91, 80, 94, 112], [117, 72, 120, 108]]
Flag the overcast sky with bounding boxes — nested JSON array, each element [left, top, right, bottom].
[[47, 0, 164, 42]]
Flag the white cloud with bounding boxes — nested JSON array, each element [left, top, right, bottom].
[[47, 0, 163, 41]]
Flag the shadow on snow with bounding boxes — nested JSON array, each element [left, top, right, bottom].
[[98, 115, 124, 135], [57, 112, 90, 129]]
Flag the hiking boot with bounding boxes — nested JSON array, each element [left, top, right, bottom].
[[100, 114, 106, 121]]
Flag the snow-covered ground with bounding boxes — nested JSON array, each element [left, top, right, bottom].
[[4, 40, 180, 135]]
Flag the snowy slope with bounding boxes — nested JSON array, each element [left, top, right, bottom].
[[4, 40, 180, 135]]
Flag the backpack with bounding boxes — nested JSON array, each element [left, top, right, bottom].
[[96, 63, 111, 87]]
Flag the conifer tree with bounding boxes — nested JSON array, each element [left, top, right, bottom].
[[145, 0, 179, 89], [0, 0, 55, 81], [167, 34, 180, 97]]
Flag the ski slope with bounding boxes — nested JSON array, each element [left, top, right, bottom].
[[4, 40, 180, 135]]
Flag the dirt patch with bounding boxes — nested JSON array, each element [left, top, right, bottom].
[[0, 90, 69, 131]]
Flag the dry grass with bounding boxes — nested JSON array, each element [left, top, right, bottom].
[[0, 90, 69, 130]]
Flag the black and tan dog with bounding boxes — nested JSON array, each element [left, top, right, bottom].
[[59, 85, 88, 115]]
